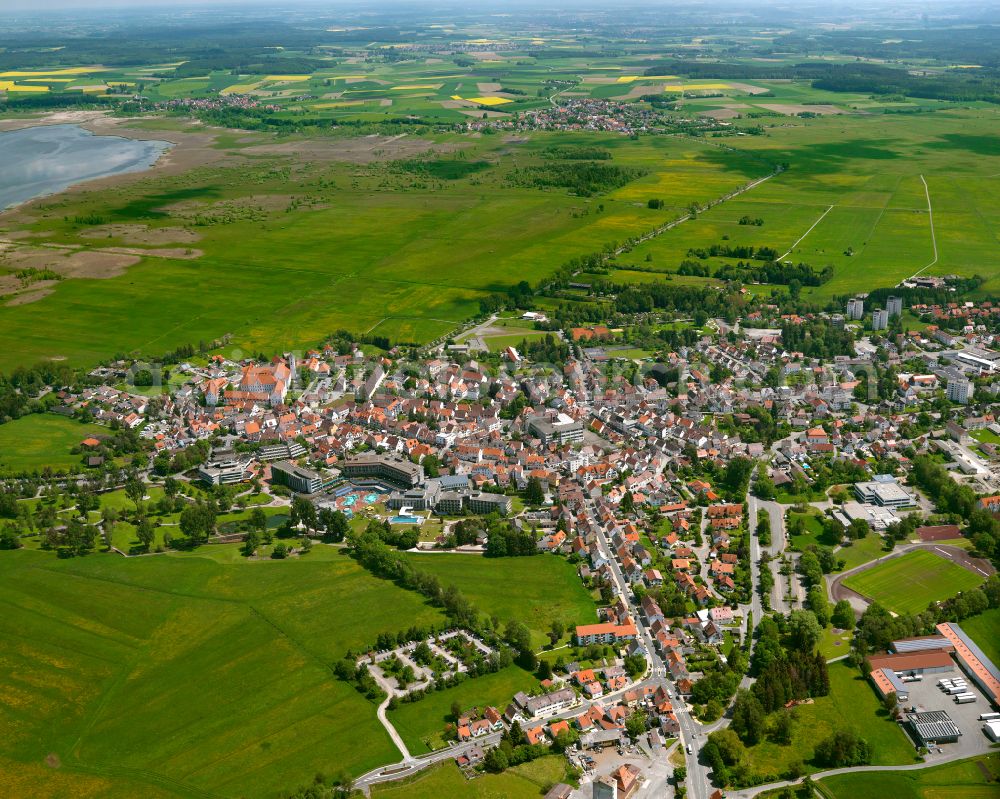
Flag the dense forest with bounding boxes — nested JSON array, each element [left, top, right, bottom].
[[505, 161, 646, 197], [643, 59, 1000, 103]]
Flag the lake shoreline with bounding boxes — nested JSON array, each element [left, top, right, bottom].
[[0, 111, 232, 220]]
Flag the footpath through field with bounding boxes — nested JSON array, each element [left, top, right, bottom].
[[778, 204, 834, 261], [610, 165, 783, 259], [904, 173, 938, 281]]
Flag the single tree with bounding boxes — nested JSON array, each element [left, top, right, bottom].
[[125, 476, 145, 513], [136, 516, 155, 551]]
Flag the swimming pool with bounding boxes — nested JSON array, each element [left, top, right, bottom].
[[343, 495, 358, 506], [389, 516, 420, 525], [364, 493, 379, 504]]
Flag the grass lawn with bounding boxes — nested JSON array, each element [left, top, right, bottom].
[[0, 414, 105, 475], [961, 607, 1000, 668], [403, 553, 599, 649], [818, 625, 853, 661], [836, 534, 892, 571], [969, 428, 1000, 446], [776, 488, 827, 504], [0, 548, 447, 798], [818, 753, 1000, 799], [370, 755, 573, 799], [787, 509, 831, 552], [744, 661, 918, 780], [483, 331, 551, 352], [842, 549, 984, 615], [387, 665, 539, 754]]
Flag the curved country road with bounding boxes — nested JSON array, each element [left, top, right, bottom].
[[727, 750, 989, 799]]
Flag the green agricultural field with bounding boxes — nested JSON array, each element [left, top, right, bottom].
[[387, 665, 538, 754], [0, 549, 447, 798], [623, 109, 1000, 300], [0, 127, 765, 372], [842, 549, 984, 615], [961, 608, 1000, 668], [370, 755, 574, 799], [403, 553, 599, 648], [819, 753, 1000, 799], [744, 661, 918, 779], [0, 413, 105, 475]]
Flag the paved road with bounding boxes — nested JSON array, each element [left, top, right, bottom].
[[355, 731, 502, 793], [749, 495, 787, 611], [375, 694, 413, 764], [586, 499, 717, 799], [727, 749, 992, 799]]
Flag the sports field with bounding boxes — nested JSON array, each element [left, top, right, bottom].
[[0, 413, 105, 475], [842, 549, 984, 615], [0, 549, 446, 798], [819, 753, 1000, 799]]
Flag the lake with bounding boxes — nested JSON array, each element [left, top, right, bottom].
[[0, 123, 171, 211]]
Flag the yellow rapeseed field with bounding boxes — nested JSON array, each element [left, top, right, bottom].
[[220, 82, 264, 95], [0, 67, 99, 77], [264, 75, 311, 82], [0, 81, 49, 92], [616, 74, 679, 83], [468, 96, 512, 105]]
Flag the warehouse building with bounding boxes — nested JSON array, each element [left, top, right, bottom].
[[937, 622, 1000, 708], [906, 710, 962, 745], [868, 649, 954, 676], [870, 667, 909, 703]]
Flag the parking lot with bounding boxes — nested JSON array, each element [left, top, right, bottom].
[[897, 665, 997, 761]]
